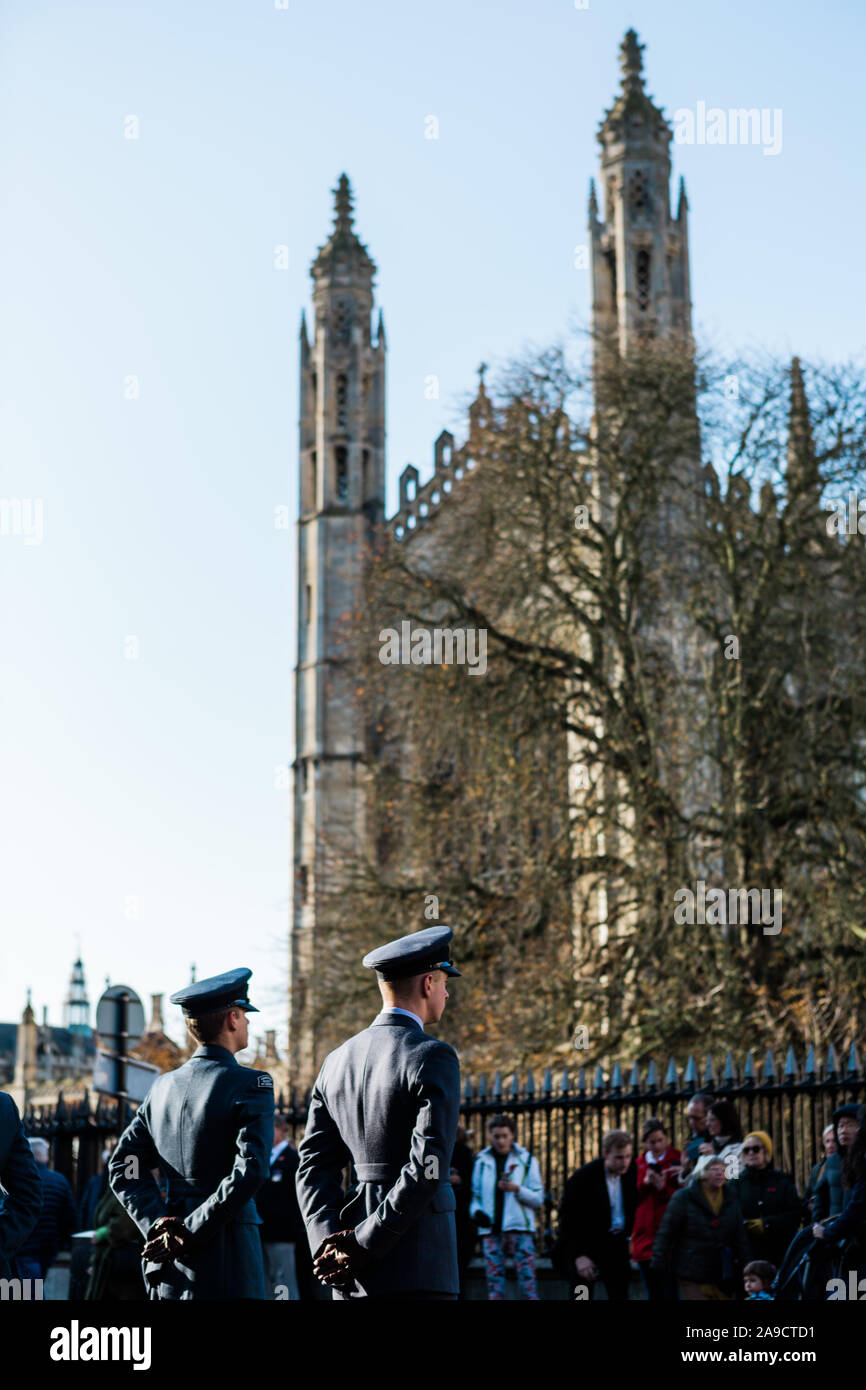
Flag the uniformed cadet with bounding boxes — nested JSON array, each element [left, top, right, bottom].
[[0, 1091, 42, 1281], [296, 925, 462, 1300], [109, 968, 275, 1300]]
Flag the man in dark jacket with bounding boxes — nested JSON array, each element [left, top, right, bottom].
[[683, 1094, 713, 1164], [256, 1114, 305, 1298], [110, 967, 274, 1300], [450, 1126, 476, 1298], [556, 1130, 637, 1300], [297, 926, 462, 1300], [733, 1130, 802, 1268], [652, 1155, 748, 1299], [17, 1137, 78, 1281], [0, 1092, 42, 1282]]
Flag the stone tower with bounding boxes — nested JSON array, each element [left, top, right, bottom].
[[12, 990, 38, 1108], [62, 956, 90, 1035], [576, 32, 707, 1041], [289, 175, 386, 1081], [589, 29, 692, 361]]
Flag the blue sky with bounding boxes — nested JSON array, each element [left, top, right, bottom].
[[0, 0, 862, 1058]]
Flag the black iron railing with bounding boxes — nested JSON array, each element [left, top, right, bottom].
[[24, 1044, 863, 1230]]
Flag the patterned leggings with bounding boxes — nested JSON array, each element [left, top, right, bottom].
[[482, 1232, 539, 1300]]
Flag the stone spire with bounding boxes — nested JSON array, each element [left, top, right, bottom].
[[311, 173, 376, 284], [590, 30, 691, 356], [290, 175, 387, 1081], [469, 361, 492, 432], [63, 956, 90, 1035], [147, 993, 165, 1032], [333, 172, 353, 233], [13, 990, 38, 1106], [598, 28, 670, 147], [787, 357, 819, 495], [619, 27, 645, 83]]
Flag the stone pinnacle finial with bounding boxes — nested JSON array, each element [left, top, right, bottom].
[[477, 362, 488, 392], [789, 356, 811, 445], [333, 173, 354, 234], [788, 355, 819, 493], [619, 29, 645, 86]]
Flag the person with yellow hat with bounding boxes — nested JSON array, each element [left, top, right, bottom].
[[732, 1130, 802, 1268]]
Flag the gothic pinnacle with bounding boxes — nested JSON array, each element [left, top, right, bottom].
[[789, 356, 811, 446], [333, 172, 355, 235], [790, 355, 807, 412], [619, 28, 646, 86], [311, 172, 375, 283], [787, 355, 818, 493], [588, 178, 598, 217]]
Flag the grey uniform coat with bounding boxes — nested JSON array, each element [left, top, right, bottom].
[[109, 1044, 274, 1300], [296, 1012, 460, 1297], [0, 1092, 42, 1279]]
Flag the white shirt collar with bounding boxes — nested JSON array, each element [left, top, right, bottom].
[[383, 1005, 425, 1032]]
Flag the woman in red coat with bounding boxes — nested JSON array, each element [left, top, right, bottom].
[[631, 1118, 682, 1300]]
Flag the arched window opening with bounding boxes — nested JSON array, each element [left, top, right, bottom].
[[333, 299, 351, 345], [336, 375, 349, 432], [629, 168, 649, 212], [636, 249, 651, 311], [335, 446, 349, 500]]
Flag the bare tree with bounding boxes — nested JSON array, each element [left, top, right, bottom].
[[312, 339, 866, 1073]]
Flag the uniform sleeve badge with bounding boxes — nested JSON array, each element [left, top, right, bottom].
[[257, 1073, 274, 1089]]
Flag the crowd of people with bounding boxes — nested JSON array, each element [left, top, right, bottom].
[[5, 955, 861, 1304], [12, 1094, 866, 1301], [449, 1095, 866, 1300]]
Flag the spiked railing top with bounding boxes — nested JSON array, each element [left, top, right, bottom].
[[455, 1045, 864, 1100]]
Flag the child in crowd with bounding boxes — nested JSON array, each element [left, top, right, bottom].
[[744, 1260, 776, 1300]]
